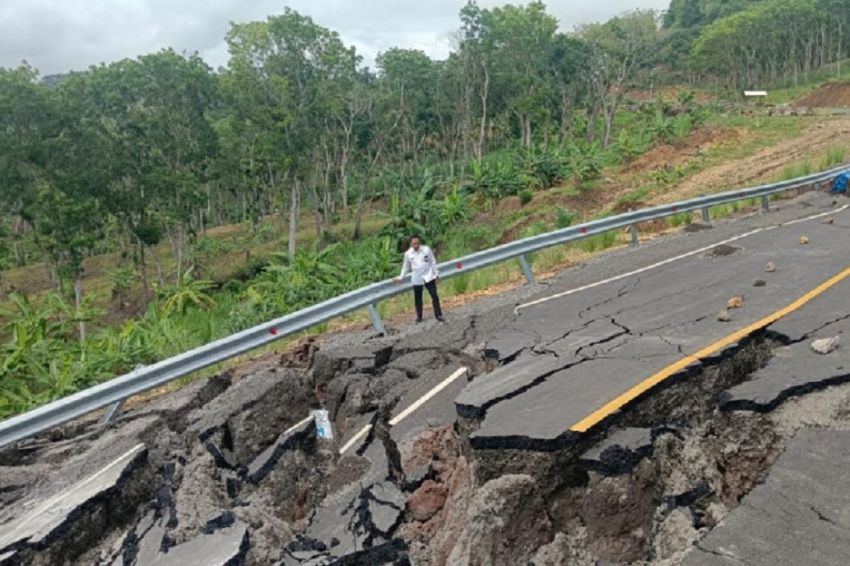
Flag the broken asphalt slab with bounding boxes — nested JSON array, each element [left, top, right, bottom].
[[722, 276, 850, 412], [458, 216, 850, 447], [0, 444, 147, 554], [684, 428, 850, 566], [245, 416, 316, 483], [149, 523, 248, 566], [580, 427, 654, 475]]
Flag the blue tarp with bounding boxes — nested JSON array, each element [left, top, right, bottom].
[[832, 172, 850, 194]]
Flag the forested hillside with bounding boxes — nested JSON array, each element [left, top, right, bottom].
[[1, 0, 849, 415]]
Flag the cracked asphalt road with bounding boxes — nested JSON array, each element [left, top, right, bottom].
[[5, 189, 850, 565]]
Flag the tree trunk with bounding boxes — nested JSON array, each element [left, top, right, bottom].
[[477, 64, 490, 162], [137, 240, 151, 303], [288, 179, 300, 259], [353, 193, 365, 241], [340, 148, 350, 222], [311, 181, 323, 245], [74, 270, 86, 342]]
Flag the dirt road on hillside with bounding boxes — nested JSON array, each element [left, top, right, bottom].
[[649, 116, 850, 204]]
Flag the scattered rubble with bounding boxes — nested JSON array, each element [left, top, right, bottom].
[[800, 235, 810, 244], [726, 296, 744, 309], [753, 278, 766, 287], [811, 336, 840, 355], [765, 261, 777, 272], [717, 309, 731, 322]]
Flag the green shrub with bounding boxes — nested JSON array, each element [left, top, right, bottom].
[[107, 266, 137, 297], [519, 190, 534, 206], [468, 155, 536, 200], [555, 208, 578, 229], [517, 146, 569, 188], [565, 142, 602, 186]]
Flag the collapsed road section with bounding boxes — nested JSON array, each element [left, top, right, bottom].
[[3, 190, 850, 565]]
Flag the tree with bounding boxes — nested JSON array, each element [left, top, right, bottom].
[[578, 10, 659, 147], [485, 1, 559, 147], [225, 10, 359, 257]]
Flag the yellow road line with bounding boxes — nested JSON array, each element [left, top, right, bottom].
[[570, 264, 850, 433]]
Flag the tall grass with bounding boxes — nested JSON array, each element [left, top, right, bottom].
[[576, 231, 619, 253]]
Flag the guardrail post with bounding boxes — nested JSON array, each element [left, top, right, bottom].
[[368, 303, 386, 335], [629, 224, 639, 246], [701, 206, 711, 223], [100, 400, 124, 426], [761, 195, 770, 212], [518, 254, 535, 284]]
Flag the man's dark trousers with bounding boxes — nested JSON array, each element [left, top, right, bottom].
[[413, 280, 443, 321]]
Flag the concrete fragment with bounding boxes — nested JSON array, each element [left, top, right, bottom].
[[823, 218, 835, 224], [811, 336, 840, 355], [753, 279, 766, 287], [726, 296, 743, 309], [765, 261, 777, 272], [799, 236, 809, 244], [717, 309, 731, 322]]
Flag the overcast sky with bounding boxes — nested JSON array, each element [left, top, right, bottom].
[[0, 0, 669, 75]]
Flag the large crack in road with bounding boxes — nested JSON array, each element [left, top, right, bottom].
[[3, 191, 850, 565]]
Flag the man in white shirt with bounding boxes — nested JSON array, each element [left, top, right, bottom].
[[393, 235, 444, 323]]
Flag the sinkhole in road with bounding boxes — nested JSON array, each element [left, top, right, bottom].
[[5, 318, 850, 565]]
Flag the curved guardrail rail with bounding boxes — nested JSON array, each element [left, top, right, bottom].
[[0, 163, 846, 448]]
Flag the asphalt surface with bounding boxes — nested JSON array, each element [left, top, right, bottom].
[[4, 189, 850, 565], [684, 429, 850, 566], [458, 201, 850, 446]]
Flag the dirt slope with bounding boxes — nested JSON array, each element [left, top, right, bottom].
[[794, 82, 850, 108], [649, 116, 850, 205]]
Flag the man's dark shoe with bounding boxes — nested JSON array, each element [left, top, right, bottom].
[[416, 318, 423, 323], [436, 316, 445, 322]]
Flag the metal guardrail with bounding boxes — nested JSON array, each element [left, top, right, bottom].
[[0, 164, 846, 448]]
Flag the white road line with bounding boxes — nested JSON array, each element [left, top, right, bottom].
[[286, 414, 316, 436], [338, 366, 469, 455], [338, 424, 372, 455], [0, 443, 145, 546], [389, 367, 468, 426], [515, 204, 849, 314]]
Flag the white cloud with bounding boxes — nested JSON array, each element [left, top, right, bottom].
[[0, 0, 670, 75]]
